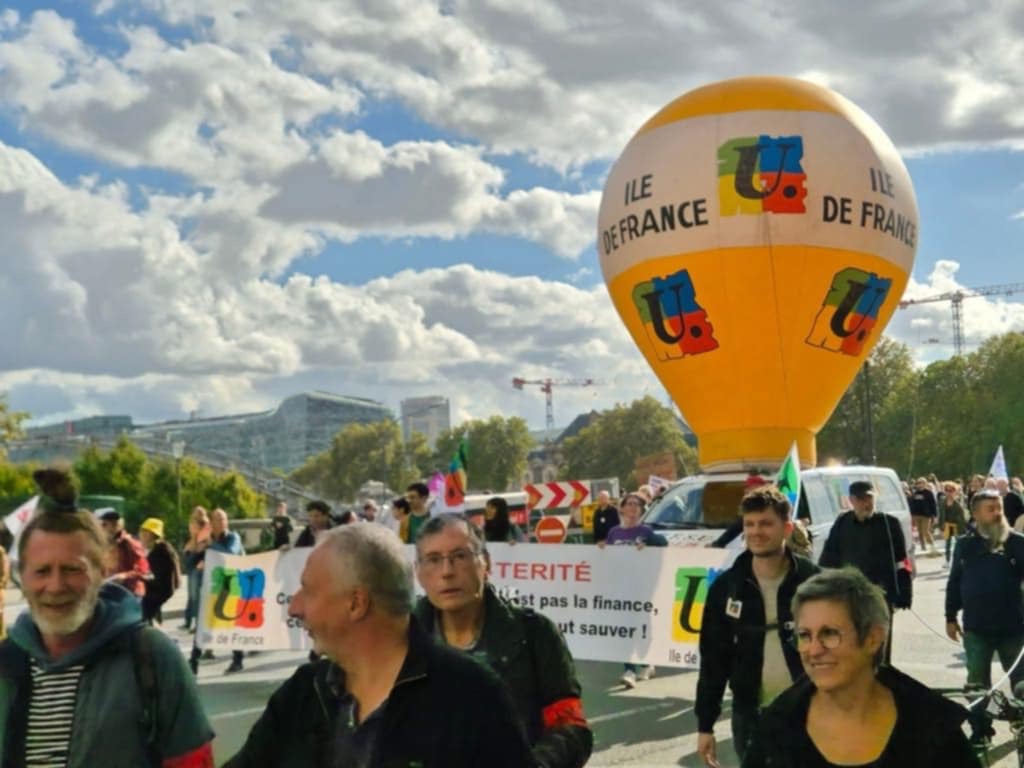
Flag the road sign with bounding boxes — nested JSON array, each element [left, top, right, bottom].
[[523, 481, 590, 510], [534, 515, 568, 544]]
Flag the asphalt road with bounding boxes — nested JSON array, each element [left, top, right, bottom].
[[3, 550, 1020, 767]]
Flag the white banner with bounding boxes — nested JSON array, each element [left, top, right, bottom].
[[198, 544, 730, 668]]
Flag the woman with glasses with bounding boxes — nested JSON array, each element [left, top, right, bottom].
[[599, 493, 667, 688], [742, 568, 979, 767]]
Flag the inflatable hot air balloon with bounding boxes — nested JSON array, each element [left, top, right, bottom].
[[598, 76, 917, 472]]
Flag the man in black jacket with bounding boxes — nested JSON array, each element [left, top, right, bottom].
[[414, 515, 592, 768], [225, 523, 532, 768], [946, 488, 1024, 740], [819, 480, 912, 662], [696, 485, 820, 767], [294, 499, 334, 547]]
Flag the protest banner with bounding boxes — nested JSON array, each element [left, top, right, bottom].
[[198, 543, 729, 668]]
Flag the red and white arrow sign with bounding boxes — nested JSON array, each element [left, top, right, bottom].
[[523, 481, 591, 510]]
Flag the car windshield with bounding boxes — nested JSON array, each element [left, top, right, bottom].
[[644, 479, 748, 529]]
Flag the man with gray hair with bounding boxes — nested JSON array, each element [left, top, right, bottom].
[[414, 514, 592, 768], [225, 523, 532, 767]]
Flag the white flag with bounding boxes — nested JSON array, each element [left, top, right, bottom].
[[990, 445, 1009, 481], [3, 495, 39, 539]]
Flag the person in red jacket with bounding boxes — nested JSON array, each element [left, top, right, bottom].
[[96, 508, 150, 598]]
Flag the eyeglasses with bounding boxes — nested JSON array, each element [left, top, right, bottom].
[[792, 627, 846, 650], [417, 548, 479, 572]]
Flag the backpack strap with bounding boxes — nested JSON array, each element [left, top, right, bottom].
[[0, 641, 32, 768], [130, 626, 162, 767]]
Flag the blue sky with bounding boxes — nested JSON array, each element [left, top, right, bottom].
[[0, 1, 1022, 435]]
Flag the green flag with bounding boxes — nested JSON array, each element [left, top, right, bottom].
[[776, 441, 801, 508]]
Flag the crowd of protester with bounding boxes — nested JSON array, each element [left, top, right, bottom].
[[2, 467, 1023, 766]]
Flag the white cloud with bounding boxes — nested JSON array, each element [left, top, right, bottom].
[[886, 260, 1024, 361], [2, 1, 1024, 437]]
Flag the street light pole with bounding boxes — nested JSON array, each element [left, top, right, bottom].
[[172, 441, 185, 522]]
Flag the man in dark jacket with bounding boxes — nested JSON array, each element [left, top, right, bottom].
[[294, 499, 334, 547], [696, 485, 820, 766], [225, 523, 532, 768], [414, 515, 592, 768], [946, 488, 1024, 740], [819, 480, 912, 662], [591, 490, 620, 544]]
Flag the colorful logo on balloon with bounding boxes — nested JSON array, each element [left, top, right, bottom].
[[632, 269, 719, 361], [208, 566, 266, 629], [718, 135, 807, 216], [673, 566, 720, 642], [806, 267, 893, 356]]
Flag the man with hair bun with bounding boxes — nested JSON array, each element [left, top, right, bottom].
[[0, 468, 213, 767]]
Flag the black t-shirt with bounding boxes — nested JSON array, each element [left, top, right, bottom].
[[332, 694, 387, 768], [798, 707, 898, 767]]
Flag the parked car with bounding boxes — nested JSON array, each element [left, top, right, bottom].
[[642, 465, 916, 568]]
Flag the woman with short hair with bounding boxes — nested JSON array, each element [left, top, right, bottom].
[[742, 568, 980, 767]]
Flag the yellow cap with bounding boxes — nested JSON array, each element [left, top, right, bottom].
[[140, 517, 164, 539]]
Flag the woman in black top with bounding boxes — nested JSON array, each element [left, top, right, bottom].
[[743, 568, 979, 768], [483, 497, 525, 543]]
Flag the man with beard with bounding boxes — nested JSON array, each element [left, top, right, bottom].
[[946, 488, 1024, 743], [696, 486, 820, 767], [0, 469, 213, 767]]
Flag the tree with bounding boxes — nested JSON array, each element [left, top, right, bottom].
[[0, 393, 27, 445], [561, 396, 698, 487], [72, 438, 264, 544], [0, 456, 36, 498], [817, 337, 916, 465], [290, 420, 429, 501], [433, 416, 534, 492]]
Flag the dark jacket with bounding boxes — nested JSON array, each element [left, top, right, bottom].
[[1, 584, 213, 767], [945, 527, 1024, 635], [142, 539, 179, 622], [742, 665, 981, 767], [224, 617, 533, 768], [696, 549, 819, 732], [591, 505, 620, 543], [909, 487, 938, 517], [414, 584, 592, 768], [295, 523, 333, 548], [819, 511, 912, 608]]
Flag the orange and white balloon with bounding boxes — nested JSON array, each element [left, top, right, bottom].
[[598, 76, 917, 472]]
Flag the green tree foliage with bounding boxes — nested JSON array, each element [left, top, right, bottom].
[[0, 457, 36, 498], [290, 420, 431, 501], [0, 393, 28, 446], [72, 437, 264, 544], [818, 338, 916, 466], [819, 332, 1024, 480], [433, 415, 534, 492], [561, 396, 698, 487]]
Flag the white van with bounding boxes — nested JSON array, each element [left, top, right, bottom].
[[642, 465, 915, 567]]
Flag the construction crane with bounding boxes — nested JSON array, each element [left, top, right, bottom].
[[898, 281, 1024, 356], [511, 377, 599, 430]]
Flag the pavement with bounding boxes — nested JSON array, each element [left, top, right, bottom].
[[3, 551, 1022, 766]]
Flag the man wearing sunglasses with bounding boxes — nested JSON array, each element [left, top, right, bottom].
[[695, 485, 820, 767], [414, 515, 592, 768]]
